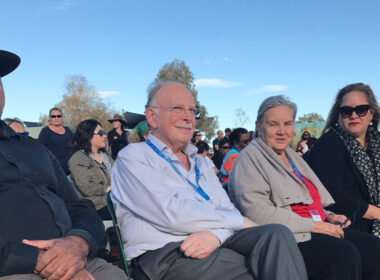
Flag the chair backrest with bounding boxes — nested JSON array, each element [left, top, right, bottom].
[[106, 191, 130, 278]]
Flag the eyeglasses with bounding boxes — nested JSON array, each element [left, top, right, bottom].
[[50, 115, 62, 118], [196, 134, 201, 137], [339, 105, 370, 118], [94, 130, 106, 136], [151, 106, 200, 117], [221, 146, 231, 150], [16, 131, 29, 136]]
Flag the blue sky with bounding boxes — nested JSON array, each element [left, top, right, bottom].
[[2, 0, 380, 133]]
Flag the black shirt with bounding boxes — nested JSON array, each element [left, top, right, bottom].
[[38, 126, 73, 175], [107, 128, 129, 160], [0, 121, 105, 276]]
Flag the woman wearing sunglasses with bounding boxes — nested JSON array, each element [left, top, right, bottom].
[[68, 119, 113, 220], [38, 107, 73, 175], [306, 83, 380, 238]]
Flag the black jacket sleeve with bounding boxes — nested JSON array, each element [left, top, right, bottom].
[[305, 131, 369, 219]]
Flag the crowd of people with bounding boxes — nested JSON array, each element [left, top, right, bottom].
[[2, 49, 380, 280]]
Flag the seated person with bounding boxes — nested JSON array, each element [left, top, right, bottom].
[[68, 119, 113, 220], [3, 118, 28, 135], [0, 50, 126, 279], [195, 140, 218, 174], [219, 127, 250, 182], [128, 120, 150, 143], [111, 81, 307, 280], [229, 95, 380, 280]]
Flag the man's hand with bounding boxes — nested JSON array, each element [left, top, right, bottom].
[[242, 216, 259, 228], [180, 230, 220, 259], [326, 214, 351, 229], [313, 222, 345, 238], [23, 236, 90, 280]]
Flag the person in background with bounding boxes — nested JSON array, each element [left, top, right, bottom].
[[300, 136, 317, 157], [38, 107, 73, 175], [296, 131, 311, 154], [230, 95, 380, 280], [213, 137, 231, 170], [191, 130, 202, 144], [196, 140, 218, 174], [306, 83, 380, 238], [111, 80, 307, 280], [3, 117, 28, 135], [68, 119, 113, 221], [0, 50, 126, 279], [211, 130, 224, 169], [224, 127, 232, 139], [128, 120, 150, 143], [219, 127, 250, 182], [107, 114, 129, 160], [212, 130, 224, 153]]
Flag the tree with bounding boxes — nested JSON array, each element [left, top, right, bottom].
[[154, 59, 218, 139], [297, 112, 325, 123], [233, 108, 249, 128], [40, 74, 117, 131]]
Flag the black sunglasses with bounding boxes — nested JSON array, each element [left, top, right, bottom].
[[50, 115, 62, 118], [94, 130, 106, 136], [221, 146, 231, 150], [339, 105, 370, 118]]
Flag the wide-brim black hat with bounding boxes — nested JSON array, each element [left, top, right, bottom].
[[0, 50, 21, 77]]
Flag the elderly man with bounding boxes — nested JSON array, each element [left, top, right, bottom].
[[111, 81, 307, 280], [0, 51, 126, 279]]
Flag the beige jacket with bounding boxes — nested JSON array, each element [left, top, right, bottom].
[[229, 137, 335, 243]]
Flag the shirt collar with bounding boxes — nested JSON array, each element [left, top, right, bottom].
[[0, 120, 17, 138], [147, 133, 197, 158]]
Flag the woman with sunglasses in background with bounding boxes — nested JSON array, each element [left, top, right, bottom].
[[306, 83, 380, 239], [68, 119, 113, 220], [38, 107, 73, 174]]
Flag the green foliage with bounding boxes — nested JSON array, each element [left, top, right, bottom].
[[297, 112, 325, 123], [154, 59, 218, 139]]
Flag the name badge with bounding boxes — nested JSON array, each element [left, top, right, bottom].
[[310, 210, 322, 222]]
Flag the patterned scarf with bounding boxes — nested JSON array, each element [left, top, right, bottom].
[[88, 151, 112, 178], [332, 123, 380, 237]]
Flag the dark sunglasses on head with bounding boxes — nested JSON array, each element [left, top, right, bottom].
[[338, 104, 370, 118], [50, 115, 62, 118], [16, 131, 29, 136], [221, 146, 231, 150], [94, 130, 106, 136]]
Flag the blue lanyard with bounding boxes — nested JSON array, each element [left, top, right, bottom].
[[145, 139, 212, 202], [288, 158, 306, 184]]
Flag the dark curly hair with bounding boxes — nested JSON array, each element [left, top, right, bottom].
[[230, 128, 248, 146], [69, 119, 104, 157]]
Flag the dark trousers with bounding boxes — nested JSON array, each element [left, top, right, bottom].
[[298, 229, 380, 280], [132, 224, 307, 280]]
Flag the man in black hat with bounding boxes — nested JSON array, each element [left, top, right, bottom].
[[0, 50, 126, 279], [107, 114, 129, 160]]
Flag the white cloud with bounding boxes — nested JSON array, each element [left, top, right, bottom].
[[247, 85, 288, 95], [194, 78, 242, 88], [98, 91, 120, 97], [55, 0, 74, 10], [224, 57, 230, 62]]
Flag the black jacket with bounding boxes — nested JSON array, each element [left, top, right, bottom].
[[0, 121, 106, 276], [305, 130, 372, 233]]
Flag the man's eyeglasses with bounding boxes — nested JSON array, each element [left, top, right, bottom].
[[339, 105, 370, 118], [221, 146, 231, 150], [151, 106, 200, 117], [94, 130, 106, 136], [16, 131, 29, 136], [50, 115, 62, 118]]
